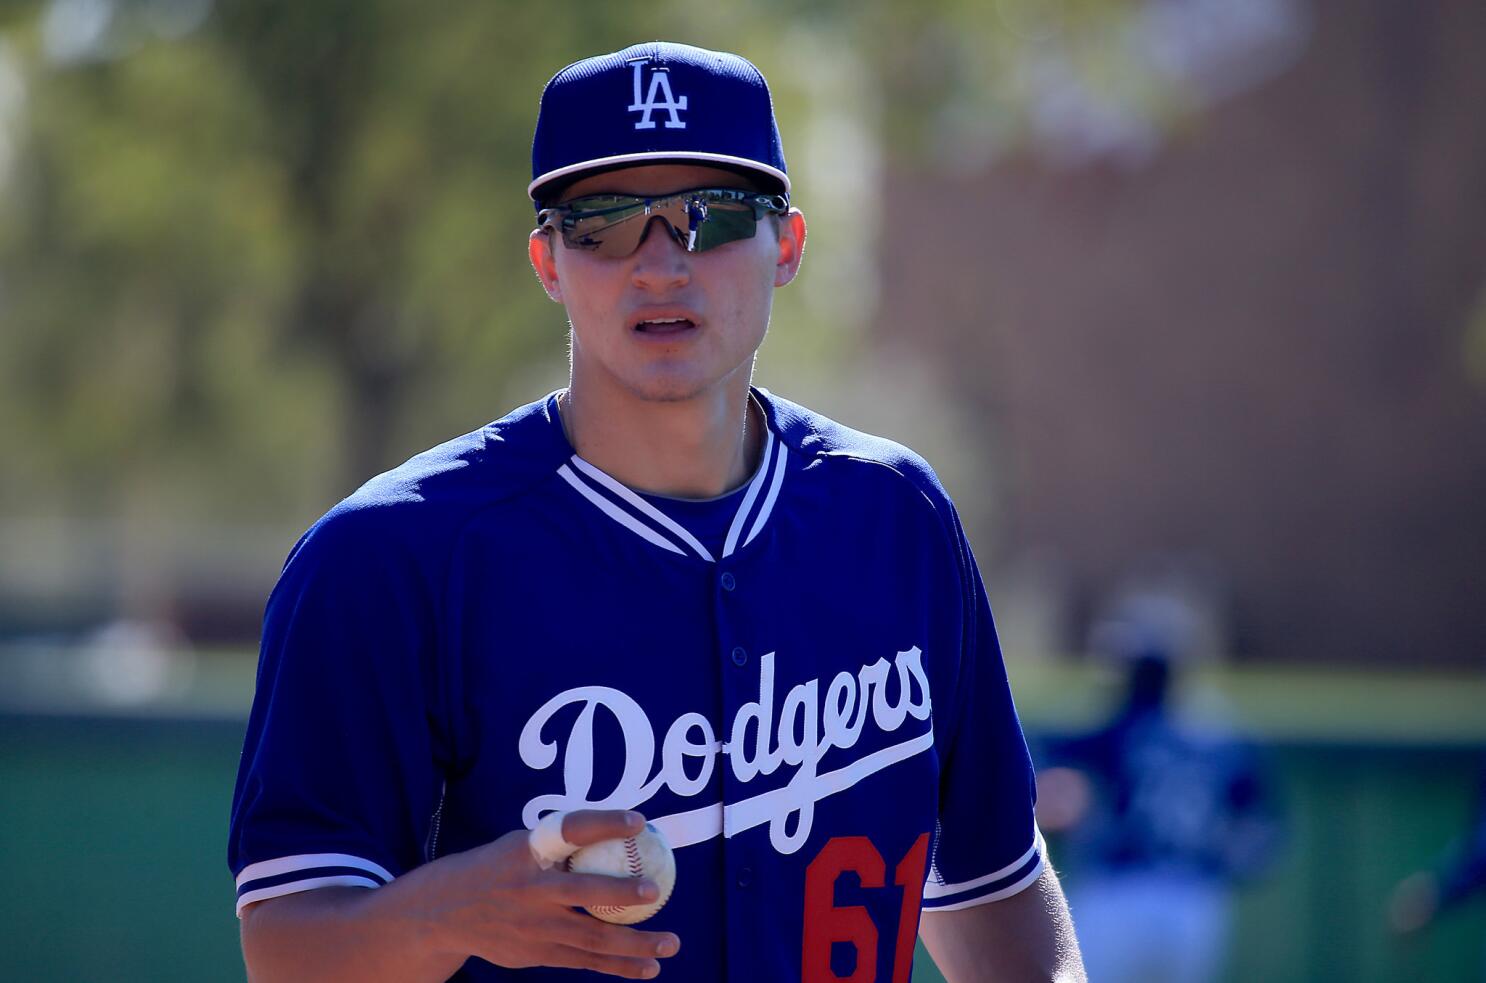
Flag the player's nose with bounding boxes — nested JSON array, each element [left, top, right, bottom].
[[630, 216, 691, 291]]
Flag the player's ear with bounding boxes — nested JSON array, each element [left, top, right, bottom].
[[773, 209, 806, 288], [529, 227, 563, 303]]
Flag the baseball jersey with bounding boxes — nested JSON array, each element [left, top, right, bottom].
[[1044, 709, 1277, 883], [229, 387, 1043, 981]]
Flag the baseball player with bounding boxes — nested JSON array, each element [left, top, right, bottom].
[[1037, 599, 1281, 983], [230, 41, 1084, 981]]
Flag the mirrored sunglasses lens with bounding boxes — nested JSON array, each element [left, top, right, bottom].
[[564, 203, 649, 256], [554, 192, 773, 257], [574, 200, 693, 256], [693, 202, 759, 252]]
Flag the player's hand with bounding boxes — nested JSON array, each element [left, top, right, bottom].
[[1034, 767, 1093, 832], [1387, 872, 1440, 935], [422, 810, 680, 978]]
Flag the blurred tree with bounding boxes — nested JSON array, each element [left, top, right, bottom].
[[1, 1, 588, 523], [0, 1, 784, 527], [2, 3, 309, 521]]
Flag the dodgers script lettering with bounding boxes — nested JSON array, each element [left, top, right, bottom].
[[519, 647, 934, 854]]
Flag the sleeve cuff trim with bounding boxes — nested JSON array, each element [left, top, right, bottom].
[[923, 826, 1044, 899], [235, 874, 381, 917], [921, 853, 1045, 911], [234, 853, 395, 917], [235, 852, 394, 890]]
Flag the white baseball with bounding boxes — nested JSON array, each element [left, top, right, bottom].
[[565, 822, 676, 925]]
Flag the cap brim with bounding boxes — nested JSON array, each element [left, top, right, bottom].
[[529, 151, 790, 201]]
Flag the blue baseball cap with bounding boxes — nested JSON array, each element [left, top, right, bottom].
[[529, 41, 790, 205]]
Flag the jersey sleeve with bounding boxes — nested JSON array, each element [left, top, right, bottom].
[[227, 506, 447, 916], [922, 507, 1044, 911]]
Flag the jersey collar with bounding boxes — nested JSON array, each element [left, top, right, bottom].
[[553, 395, 789, 562]]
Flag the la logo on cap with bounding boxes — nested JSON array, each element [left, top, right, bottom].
[[628, 59, 687, 130]]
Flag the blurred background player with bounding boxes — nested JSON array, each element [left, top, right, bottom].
[[1036, 585, 1282, 983]]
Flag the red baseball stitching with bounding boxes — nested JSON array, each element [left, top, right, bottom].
[[624, 836, 643, 877], [573, 836, 653, 920]]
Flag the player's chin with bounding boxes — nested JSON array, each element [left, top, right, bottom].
[[616, 356, 743, 403], [622, 377, 714, 403]]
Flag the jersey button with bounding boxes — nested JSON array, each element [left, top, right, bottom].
[[731, 646, 748, 666], [720, 571, 737, 591], [737, 866, 753, 888]]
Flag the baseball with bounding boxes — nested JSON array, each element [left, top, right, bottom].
[[565, 822, 676, 925]]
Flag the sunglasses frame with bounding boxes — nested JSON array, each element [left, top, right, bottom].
[[537, 187, 790, 257]]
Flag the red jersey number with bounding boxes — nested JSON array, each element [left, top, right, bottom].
[[802, 833, 931, 983]]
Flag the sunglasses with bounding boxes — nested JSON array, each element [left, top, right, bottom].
[[538, 187, 789, 258]]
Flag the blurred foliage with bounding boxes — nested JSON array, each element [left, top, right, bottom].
[[0, 0, 633, 522], [0, 0, 1176, 530]]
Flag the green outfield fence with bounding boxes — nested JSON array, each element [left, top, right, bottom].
[[2, 677, 1483, 981]]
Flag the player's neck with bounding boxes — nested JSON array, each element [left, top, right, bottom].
[[558, 376, 764, 500]]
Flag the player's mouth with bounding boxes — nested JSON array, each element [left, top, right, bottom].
[[636, 317, 694, 335], [629, 309, 702, 338]]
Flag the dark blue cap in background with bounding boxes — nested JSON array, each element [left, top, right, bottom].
[[529, 41, 789, 205]]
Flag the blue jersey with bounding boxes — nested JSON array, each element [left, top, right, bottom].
[[229, 388, 1042, 981], [1045, 709, 1277, 883]]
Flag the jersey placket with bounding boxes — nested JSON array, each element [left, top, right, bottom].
[[555, 428, 792, 981], [712, 542, 768, 982], [709, 436, 790, 982]]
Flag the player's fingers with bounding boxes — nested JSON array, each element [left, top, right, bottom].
[[547, 909, 680, 959], [537, 942, 663, 980], [540, 869, 661, 909], [561, 809, 646, 848]]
